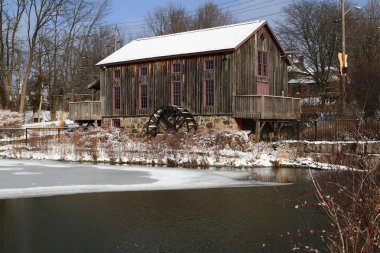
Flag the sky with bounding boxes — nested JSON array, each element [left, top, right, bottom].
[[102, 0, 368, 41], [103, 0, 295, 39]]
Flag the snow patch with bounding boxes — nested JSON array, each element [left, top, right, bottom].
[[13, 172, 42, 175]]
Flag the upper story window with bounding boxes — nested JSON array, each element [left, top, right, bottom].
[[113, 68, 121, 79], [139, 66, 148, 76], [204, 59, 214, 70], [258, 50, 268, 76], [172, 63, 182, 73]]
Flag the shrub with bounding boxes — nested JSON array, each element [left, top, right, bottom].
[[310, 160, 380, 252], [0, 110, 23, 128]]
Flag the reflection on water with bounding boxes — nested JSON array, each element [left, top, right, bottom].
[[0, 167, 326, 253], [249, 167, 314, 183], [210, 167, 316, 183]]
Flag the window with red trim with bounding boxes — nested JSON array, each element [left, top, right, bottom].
[[112, 119, 121, 127], [257, 50, 268, 76]]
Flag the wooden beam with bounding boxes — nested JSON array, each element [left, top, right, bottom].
[[255, 120, 260, 141]]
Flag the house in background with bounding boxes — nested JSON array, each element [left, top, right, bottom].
[[287, 54, 340, 119], [70, 20, 301, 139]]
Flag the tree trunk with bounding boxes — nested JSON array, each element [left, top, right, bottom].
[[19, 37, 36, 113]]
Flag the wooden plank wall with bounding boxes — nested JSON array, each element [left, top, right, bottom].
[[232, 26, 288, 97], [100, 25, 288, 117], [101, 54, 233, 117]]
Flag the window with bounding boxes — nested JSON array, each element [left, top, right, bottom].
[[204, 79, 214, 107], [257, 50, 268, 76], [113, 68, 121, 79], [113, 86, 121, 113], [140, 66, 148, 76], [112, 119, 121, 128], [172, 63, 181, 73], [203, 59, 215, 109], [204, 59, 214, 70], [171, 81, 181, 106], [139, 84, 148, 109]]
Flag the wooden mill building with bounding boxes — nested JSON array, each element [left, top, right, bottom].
[[69, 20, 301, 139]]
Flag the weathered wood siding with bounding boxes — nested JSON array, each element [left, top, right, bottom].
[[69, 101, 102, 121], [234, 95, 301, 120], [99, 24, 288, 117], [101, 54, 233, 117], [231, 26, 288, 97]]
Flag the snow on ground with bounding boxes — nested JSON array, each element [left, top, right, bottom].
[[0, 158, 285, 199], [0, 127, 357, 170], [23, 119, 75, 128]]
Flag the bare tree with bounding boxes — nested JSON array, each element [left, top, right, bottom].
[[193, 2, 234, 30], [278, 0, 339, 93], [145, 1, 235, 36], [347, 0, 380, 119], [0, 0, 5, 109], [145, 3, 192, 36], [19, 0, 64, 113], [3, 0, 26, 110]]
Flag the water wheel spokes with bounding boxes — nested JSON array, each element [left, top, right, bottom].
[[145, 105, 197, 136]]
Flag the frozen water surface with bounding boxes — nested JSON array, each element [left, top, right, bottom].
[[0, 158, 281, 199]]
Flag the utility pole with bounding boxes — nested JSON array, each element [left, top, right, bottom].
[[339, 1, 361, 115], [114, 25, 119, 52], [340, 0, 346, 114]]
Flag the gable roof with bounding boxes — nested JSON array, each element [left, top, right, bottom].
[[97, 20, 288, 66]]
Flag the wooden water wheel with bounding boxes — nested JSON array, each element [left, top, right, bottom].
[[145, 105, 197, 136]]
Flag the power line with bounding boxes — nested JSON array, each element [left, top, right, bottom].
[[104, 0, 251, 27], [107, 0, 291, 31]]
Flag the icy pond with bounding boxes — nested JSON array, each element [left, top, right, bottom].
[[0, 159, 326, 252]]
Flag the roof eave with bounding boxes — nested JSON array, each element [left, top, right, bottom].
[[96, 48, 235, 67]]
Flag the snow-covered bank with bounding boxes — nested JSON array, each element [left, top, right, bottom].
[[0, 127, 349, 170], [0, 159, 286, 199]]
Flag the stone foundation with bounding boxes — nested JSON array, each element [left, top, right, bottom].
[[194, 115, 239, 131], [102, 116, 150, 134], [285, 141, 380, 169], [102, 115, 240, 134]]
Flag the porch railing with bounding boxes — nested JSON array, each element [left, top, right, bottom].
[[233, 95, 302, 120], [69, 101, 101, 121]]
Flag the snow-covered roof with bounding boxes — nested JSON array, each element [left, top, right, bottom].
[[288, 77, 316, 85], [288, 65, 309, 74], [97, 20, 273, 66]]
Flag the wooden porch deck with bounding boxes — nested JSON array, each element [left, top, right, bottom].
[[233, 95, 302, 120], [234, 95, 302, 140], [69, 101, 102, 122]]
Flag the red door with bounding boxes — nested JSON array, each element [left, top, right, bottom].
[[257, 82, 269, 95], [256, 82, 269, 113]]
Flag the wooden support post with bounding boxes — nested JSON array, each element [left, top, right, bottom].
[[274, 122, 278, 140], [314, 120, 317, 141], [255, 120, 260, 142], [297, 121, 300, 140], [25, 128, 28, 146]]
